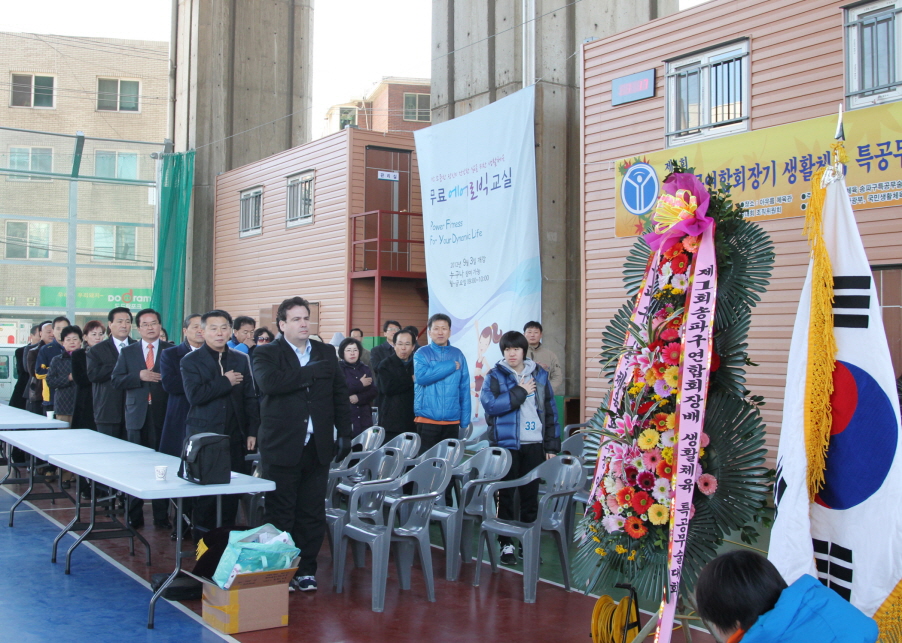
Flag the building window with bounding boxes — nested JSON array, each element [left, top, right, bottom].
[[339, 107, 357, 130], [93, 225, 136, 262], [10, 74, 54, 108], [97, 78, 140, 112], [665, 40, 749, 147], [846, 1, 902, 109], [5, 221, 50, 260], [239, 188, 263, 237], [95, 150, 138, 180], [403, 93, 431, 122], [286, 172, 314, 226], [8, 147, 53, 181]]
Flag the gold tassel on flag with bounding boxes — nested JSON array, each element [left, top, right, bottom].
[[802, 161, 838, 502], [875, 577, 902, 642]]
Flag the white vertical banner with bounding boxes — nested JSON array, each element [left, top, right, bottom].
[[414, 86, 541, 440]]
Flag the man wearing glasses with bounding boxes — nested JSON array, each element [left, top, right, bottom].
[[112, 308, 174, 529]]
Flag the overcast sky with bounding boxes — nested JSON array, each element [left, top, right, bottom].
[[1, 0, 703, 139]]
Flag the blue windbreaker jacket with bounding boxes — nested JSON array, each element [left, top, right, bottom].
[[743, 574, 878, 643], [413, 341, 471, 425]]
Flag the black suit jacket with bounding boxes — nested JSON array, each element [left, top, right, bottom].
[[10, 343, 35, 409], [253, 337, 351, 467], [111, 339, 173, 431], [86, 336, 135, 424], [158, 341, 193, 456], [181, 344, 260, 440]]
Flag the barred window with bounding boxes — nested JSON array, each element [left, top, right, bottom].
[[239, 188, 263, 237], [846, 1, 902, 109], [665, 41, 749, 147], [286, 173, 314, 226]]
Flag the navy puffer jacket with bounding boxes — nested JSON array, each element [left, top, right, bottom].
[[480, 359, 560, 452]]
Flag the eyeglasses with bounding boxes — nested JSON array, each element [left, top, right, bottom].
[[256, 337, 272, 343]]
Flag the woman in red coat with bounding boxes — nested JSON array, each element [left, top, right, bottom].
[[338, 338, 378, 437]]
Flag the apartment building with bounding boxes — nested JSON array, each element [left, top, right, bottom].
[[0, 32, 168, 339]]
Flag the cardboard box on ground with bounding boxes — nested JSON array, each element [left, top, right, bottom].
[[186, 559, 299, 635]]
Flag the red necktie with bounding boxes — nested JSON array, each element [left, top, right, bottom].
[[146, 344, 154, 402]]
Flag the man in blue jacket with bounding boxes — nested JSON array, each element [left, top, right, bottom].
[[413, 313, 471, 455]]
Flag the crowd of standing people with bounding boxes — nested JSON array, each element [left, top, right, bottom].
[[9, 299, 565, 590]]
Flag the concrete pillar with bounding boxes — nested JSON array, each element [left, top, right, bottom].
[[431, 0, 678, 399], [172, 0, 314, 313]]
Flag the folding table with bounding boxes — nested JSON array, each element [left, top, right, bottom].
[[48, 449, 275, 628]]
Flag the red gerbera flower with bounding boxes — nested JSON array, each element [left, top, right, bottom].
[[647, 339, 664, 351], [616, 486, 635, 508], [668, 314, 683, 330], [670, 253, 690, 274], [662, 342, 681, 366], [660, 327, 679, 342], [657, 460, 674, 480], [624, 466, 639, 486], [663, 242, 684, 261], [636, 471, 656, 491], [624, 516, 648, 539], [591, 500, 603, 520], [651, 412, 670, 431], [631, 490, 653, 514], [711, 350, 721, 372]]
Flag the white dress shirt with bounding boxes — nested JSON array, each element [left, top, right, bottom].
[[291, 340, 314, 444]]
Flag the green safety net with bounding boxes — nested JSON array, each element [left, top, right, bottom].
[[151, 150, 195, 341]]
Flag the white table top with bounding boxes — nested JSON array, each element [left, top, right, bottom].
[[0, 405, 68, 430], [47, 451, 276, 500], [0, 430, 151, 460]]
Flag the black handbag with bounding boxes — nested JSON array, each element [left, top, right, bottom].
[[178, 433, 231, 485]]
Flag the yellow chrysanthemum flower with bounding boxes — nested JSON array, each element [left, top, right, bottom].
[[628, 550, 637, 561], [662, 447, 674, 464], [615, 545, 628, 555], [648, 503, 669, 525], [663, 365, 680, 388], [638, 428, 660, 451], [596, 548, 607, 556], [592, 536, 600, 543], [700, 448, 706, 458]]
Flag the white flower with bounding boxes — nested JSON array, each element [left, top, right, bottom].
[[603, 476, 617, 493], [660, 262, 673, 280], [652, 478, 672, 502], [661, 429, 677, 448], [672, 273, 689, 290], [602, 514, 625, 533]]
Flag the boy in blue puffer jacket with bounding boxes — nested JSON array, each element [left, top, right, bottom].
[[696, 550, 878, 643], [480, 330, 560, 565]]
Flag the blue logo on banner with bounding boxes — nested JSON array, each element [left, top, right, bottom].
[[621, 163, 659, 216]]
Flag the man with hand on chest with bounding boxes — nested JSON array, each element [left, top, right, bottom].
[[253, 296, 352, 593], [112, 308, 173, 529], [181, 310, 259, 535]]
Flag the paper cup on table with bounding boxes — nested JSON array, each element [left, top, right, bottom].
[[155, 465, 168, 481]]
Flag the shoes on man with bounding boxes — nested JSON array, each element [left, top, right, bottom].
[[517, 542, 543, 564], [128, 518, 144, 529], [500, 544, 517, 565], [154, 518, 173, 529], [289, 575, 317, 593]]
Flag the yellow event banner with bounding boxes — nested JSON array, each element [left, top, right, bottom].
[[614, 102, 902, 237]]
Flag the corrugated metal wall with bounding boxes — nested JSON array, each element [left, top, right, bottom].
[[213, 128, 423, 340], [580, 0, 902, 467]]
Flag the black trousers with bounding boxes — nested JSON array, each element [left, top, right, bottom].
[[95, 422, 125, 440], [415, 422, 459, 456], [127, 409, 169, 524], [498, 443, 545, 546], [263, 440, 329, 577], [193, 436, 249, 534]]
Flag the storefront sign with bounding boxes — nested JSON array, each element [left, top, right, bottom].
[[40, 287, 152, 310], [615, 102, 902, 236]]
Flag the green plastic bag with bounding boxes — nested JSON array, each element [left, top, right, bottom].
[[212, 524, 300, 589]]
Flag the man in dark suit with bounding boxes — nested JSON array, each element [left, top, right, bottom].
[[25, 322, 53, 414], [181, 310, 259, 533], [87, 308, 136, 439], [253, 296, 352, 593], [158, 314, 204, 457], [112, 308, 173, 529], [10, 324, 41, 409]]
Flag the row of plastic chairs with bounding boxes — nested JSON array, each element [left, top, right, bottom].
[[325, 426, 586, 609]]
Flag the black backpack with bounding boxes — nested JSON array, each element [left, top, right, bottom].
[[178, 433, 231, 485]]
